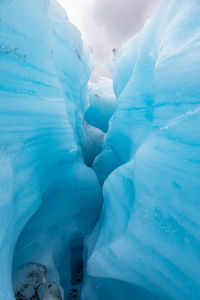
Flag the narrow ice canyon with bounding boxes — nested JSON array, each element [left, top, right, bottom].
[[0, 0, 200, 299]]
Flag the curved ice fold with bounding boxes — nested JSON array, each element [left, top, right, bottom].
[[0, 0, 102, 299], [86, 0, 200, 299], [85, 77, 116, 133], [82, 122, 104, 167]]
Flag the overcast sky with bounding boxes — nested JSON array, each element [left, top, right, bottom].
[[57, 0, 159, 78]]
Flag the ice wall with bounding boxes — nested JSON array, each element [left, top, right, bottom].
[[1, 0, 200, 299], [86, 0, 200, 299], [0, 1, 102, 299]]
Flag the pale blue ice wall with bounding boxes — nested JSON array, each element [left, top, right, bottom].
[[0, 0, 101, 299], [85, 0, 200, 299]]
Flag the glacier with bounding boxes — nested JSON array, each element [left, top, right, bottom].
[[0, 0, 200, 300], [0, 0, 102, 299], [86, 0, 200, 299]]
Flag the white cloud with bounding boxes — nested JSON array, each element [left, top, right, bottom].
[[56, 0, 160, 78], [56, 0, 85, 29]]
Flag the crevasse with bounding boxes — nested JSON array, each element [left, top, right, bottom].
[[0, 0, 200, 300]]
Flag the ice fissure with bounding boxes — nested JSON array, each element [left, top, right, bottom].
[[0, 0, 200, 300]]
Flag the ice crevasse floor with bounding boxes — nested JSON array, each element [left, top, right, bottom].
[[0, 0, 200, 300]]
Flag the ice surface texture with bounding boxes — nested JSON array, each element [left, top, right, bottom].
[[85, 78, 116, 133], [1, 0, 200, 299], [86, 0, 200, 299], [0, 0, 101, 299], [82, 77, 116, 167]]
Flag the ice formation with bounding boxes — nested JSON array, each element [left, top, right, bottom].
[[82, 77, 116, 167], [0, 0, 200, 300], [0, 0, 102, 299], [85, 78, 116, 133], [86, 0, 200, 299]]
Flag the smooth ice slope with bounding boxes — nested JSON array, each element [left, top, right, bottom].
[[0, 1, 101, 299], [86, 1, 200, 299], [81, 121, 104, 167]]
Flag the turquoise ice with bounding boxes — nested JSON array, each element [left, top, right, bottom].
[[0, 1, 101, 298], [0, 0, 200, 299], [86, 1, 200, 299]]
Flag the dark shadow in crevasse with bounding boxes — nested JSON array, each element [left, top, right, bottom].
[[67, 237, 84, 300]]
